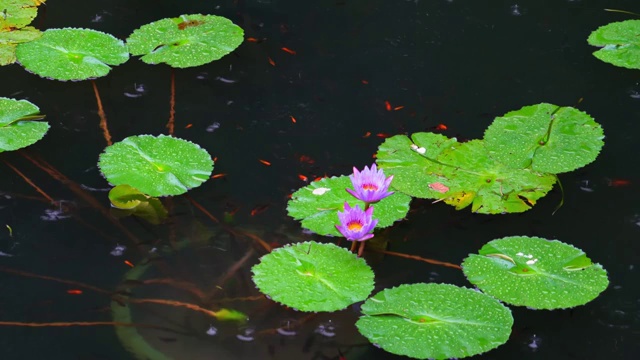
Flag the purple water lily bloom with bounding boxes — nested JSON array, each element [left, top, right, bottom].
[[346, 163, 394, 203], [335, 202, 378, 241]]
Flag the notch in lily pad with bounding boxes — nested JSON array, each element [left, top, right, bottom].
[[126, 14, 244, 68], [587, 19, 640, 69], [356, 283, 513, 359], [16, 28, 129, 81], [484, 103, 604, 174], [98, 135, 214, 197], [0, 97, 49, 152], [286, 175, 411, 236], [462, 236, 609, 309], [251, 241, 374, 312]]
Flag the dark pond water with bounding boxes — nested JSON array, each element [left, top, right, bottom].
[[1, 0, 639, 359]]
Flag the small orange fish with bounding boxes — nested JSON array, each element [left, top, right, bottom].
[[67, 289, 83, 295], [361, 80, 369, 85], [393, 106, 404, 111], [362, 131, 371, 138], [251, 204, 270, 216], [376, 133, 391, 138], [124, 260, 134, 268], [281, 47, 296, 55], [608, 179, 631, 187], [259, 159, 272, 166], [268, 57, 276, 66], [184, 123, 193, 129], [298, 174, 308, 182], [211, 173, 227, 179], [290, 115, 297, 123], [435, 123, 448, 131], [384, 101, 392, 111]]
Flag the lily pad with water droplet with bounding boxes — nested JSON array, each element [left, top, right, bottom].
[[98, 135, 214, 197], [126, 14, 244, 68], [286, 175, 411, 236], [252, 241, 374, 312], [16, 28, 129, 81], [0, 97, 49, 152], [377, 133, 556, 214], [356, 283, 513, 359], [462, 236, 609, 309], [587, 19, 640, 69], [484, 103, 604, 174]]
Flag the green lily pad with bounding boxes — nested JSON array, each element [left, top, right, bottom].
[[252, 241, 374, 312], [462, 236, 609, 309], [287, 176, 411, 236], [377, 133, 556, 214], [109, 184, 167, 224], [16, 28, 129, 81], [126, 14, 244, 68], [356, 283, 513, 359], [98, 135, 214, 197], [0, 0, 43, 30], [484, 104, 604, 174], [0, 97, 48, 152], [587, 20, 640, 69], [0, 43, 16, 65]]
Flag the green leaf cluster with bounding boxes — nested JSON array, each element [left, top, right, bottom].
[[376, 103, 603, 213], [0, 0, 45, 65]]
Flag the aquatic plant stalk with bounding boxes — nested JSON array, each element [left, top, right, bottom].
[[367, 248, 461, 270], [167, 68, 176, 135], [91, 80, 112, 146]]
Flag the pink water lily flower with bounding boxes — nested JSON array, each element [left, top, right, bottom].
[[346, 163, 394, 203], [335, 202, 378, 241]]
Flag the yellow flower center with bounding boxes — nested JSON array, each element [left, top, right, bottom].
[[347, 221, 363, 231], [362, 183, 378, 191]]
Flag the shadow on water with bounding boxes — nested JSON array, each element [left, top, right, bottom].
[[1, 0, 639, 359]]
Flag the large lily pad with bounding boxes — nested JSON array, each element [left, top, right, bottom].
[[484, 104, 604, 174], [376, 133, 556, 214], [16, 28, 129, 81], [252, 241, 374, 312], [0, 97, 48, 152], [287, 175, 411, 236], [0, 0, 44, 30], [587, 19, 640, 69], [98, 135, 214, 197], [356, 283, 513, 359], [462, 236, 609, 309], [126, 14, 244, 68]]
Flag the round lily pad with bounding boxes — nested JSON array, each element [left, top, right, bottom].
[[0, 97, 49, 152], [287, 175, 411, 236], [16, 28, 129, 81], [98, 135, 214, 197], [377, 133, 556, 214], [252, 241, 374, 312], [356, 283, 513, 359], [587, 19, 640, 69], [126, 14, 244, 68], [484, 103, 604, 174], [462, 236, 609, 309]]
